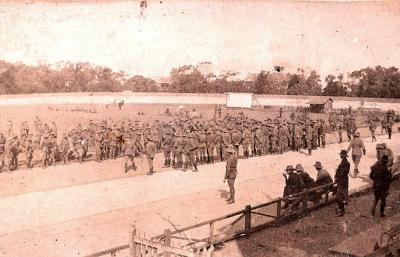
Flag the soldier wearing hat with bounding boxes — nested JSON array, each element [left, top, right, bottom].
[[376, 143, 394, 170], [206, 129, 216, 163], [254, 124, 263, 156], [346, 131, 366, 177], [172, 133, 184, 169], [231, 127, 242, 158], [48, 133, 58, 166], [22, 135, 34, 169], [370, 155, 392, 217], [224, 146, 238, 204], [40, 134, 50, 169], [314, 161, 333, 186], [221, 128, 232, 160], [295, 164, 315, 189], [335, 150, 350, 217], [387, 116, 394, 140], [162, 130, 174, 168], [60, 134, 70, 165], [122, 133, 137, 173], [368, 118, 377, 142], [242, 125, 251, 158], [94, 130, 103, 162], [185, 133, 199, 172], [145, 136, 157, 175]]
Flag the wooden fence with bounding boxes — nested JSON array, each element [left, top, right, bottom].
[[85, 182, 336, 257]]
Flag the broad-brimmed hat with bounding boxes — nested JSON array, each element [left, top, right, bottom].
[[355, 131, 360, 137], [295, 164, 304, 172], [285, 165, 295, 171], [339, 150, 348, 157], [225, 146, 235, 154], [313, 161, 322, 169]]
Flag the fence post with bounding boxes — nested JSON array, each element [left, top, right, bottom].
[[244, 205, 252, 235], [164, 229, 171, 257], [129, 225, 137, 257], [209, 222, 215, 245]]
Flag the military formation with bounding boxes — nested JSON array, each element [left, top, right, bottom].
[[0, 108, 395, 175]]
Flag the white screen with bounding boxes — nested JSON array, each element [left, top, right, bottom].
[[226, 93, 253, 108]]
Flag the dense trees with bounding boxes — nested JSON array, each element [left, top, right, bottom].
[[0, 60, 399, 98]]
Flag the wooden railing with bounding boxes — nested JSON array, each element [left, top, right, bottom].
[[85, 182, 336, 257]]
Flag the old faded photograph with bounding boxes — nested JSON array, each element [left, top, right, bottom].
[[0, 0, 399, 256]]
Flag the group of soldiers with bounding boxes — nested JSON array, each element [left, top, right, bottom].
[[0, 108, 395, 174]]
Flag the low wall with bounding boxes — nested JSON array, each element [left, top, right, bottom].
[[0, 92, 398, 111]]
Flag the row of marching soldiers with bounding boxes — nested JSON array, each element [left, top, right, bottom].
[[161, 115, 329, 172]]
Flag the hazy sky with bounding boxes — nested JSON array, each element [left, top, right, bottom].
[[0, 0, 399, 79]]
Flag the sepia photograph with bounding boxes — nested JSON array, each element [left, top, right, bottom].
[[0, 0, 400, 256]]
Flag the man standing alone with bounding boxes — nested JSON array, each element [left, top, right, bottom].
[[370, 155, 392, 217], [224, 146, 238, 204], [335, 150, 350, 217], [347, 131, 366, 178]]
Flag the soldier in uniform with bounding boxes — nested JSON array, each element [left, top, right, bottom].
[[335, 150, 350, 217], [48, 134, 57, 166], [231, 127, 242, 158], [94, 131, 103, 162], [241, 125, 251, 158], [6, 120, 13, 138], [319, 120, 327, 148], [347, 131, 366, 177], [381, 118, 387, 134], [223, 146, 238, 204], [162, 130, 174, 168], [312, 121, 319, 149], [122, 134, 137, 173], [221, 128, 231, 160], [271, 124, 279, 154], [40, 134, 50, 169], [59, 134, 70, 165], [8, 135, 20, 171], [186, 133, 199, 172], [22, 136, 34, 169], [173, 133, 183, 169], [109, 130, 118, 159], [197, 129, 207, 164], [376, 143, 394, 171], [306, 122, 313, 155], [146, 136, 156, 175], [0, 133, 6, 172], [254, 125, 263, 156], [206, 129, 216, 163], [387, 116, 394, 140], [294, 122, 302, 151], [370, 155, 392, 217], [369, 118, 377, 142]]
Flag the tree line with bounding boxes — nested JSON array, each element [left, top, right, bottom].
[[0, 60, 399, 98]]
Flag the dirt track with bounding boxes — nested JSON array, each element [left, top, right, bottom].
[[0, 131, 398, 256]]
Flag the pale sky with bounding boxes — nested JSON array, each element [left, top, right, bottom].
[[0, 0, 399, 79]]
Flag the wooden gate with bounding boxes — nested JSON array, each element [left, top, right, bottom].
[[130, 226, 214, 257]]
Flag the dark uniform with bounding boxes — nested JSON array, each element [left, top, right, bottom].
[[370, 156, 392, 217], [335, 150, 350, 216]]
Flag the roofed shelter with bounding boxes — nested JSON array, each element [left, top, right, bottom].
[[309, 97, 333, 113]]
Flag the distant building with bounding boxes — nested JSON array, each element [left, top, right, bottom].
[[197, 62, 213, 75], [309, 97, 334, 113]]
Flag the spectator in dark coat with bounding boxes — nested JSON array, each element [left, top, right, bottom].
[[370, 155, 392, 217], [282, 165, 302, 208], [295, 164, 315, 189], [335, 150, 350, 217]]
